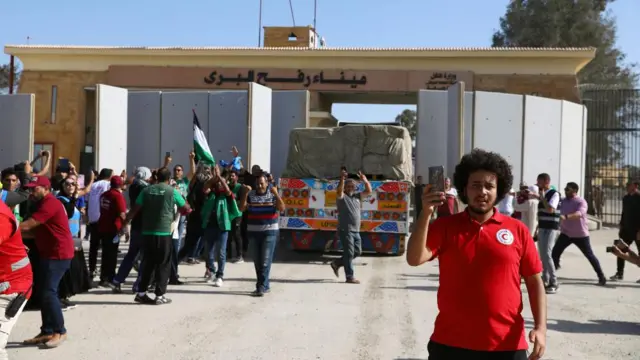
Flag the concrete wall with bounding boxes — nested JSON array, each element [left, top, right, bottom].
[[0, 94, 35, 168], [415, 90, 473, 180], [124, 88, 291, 173], [271, 91, 309, 180], [416, 90, 586, 191], [128, 92, 162, 170]]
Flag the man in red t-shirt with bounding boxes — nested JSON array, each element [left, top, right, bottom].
[[0, 201, 32, 358], [406, 149, 547, 360], [97, 176, 127, 287], [19, 176, 74, 348]]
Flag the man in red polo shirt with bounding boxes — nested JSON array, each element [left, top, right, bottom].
[[406, 149, 547, 360], [19, 176, 74, 349], [97, 176, 127, 287], [0, 201, 32, 358]]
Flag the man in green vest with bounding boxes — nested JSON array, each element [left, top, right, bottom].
[[123, 167, 191, 305]]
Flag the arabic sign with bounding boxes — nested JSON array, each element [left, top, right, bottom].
[[107, 66, 474, 92], [204, 70, 368, 89]]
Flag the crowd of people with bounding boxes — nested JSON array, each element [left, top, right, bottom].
[[413, 166, 640, 292], [0, 147, 302, 354], [0, 146, 638, 359], [408, 149, 640, 360]]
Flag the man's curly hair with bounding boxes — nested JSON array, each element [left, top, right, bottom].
[[453, 149, 513, 205]]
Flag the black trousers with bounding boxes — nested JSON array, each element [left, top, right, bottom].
[[552, 233, 605, 280], [99, 232, 119, 282], [427, 341, 527, 360], [138, 234, 173, 297], [88, 222, 101, 274], [617, 229, 640, 275], [227, 217, 243, 259], [241, 212, 249, 253], [178, 222, 203, 262]]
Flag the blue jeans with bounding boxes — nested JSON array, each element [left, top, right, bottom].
[[249, 231, 278, 291], [114, 229, 142, 285], [204, 226, 228, 279], [537, 228, 559, 286], [177, 215, 187, 241], [39, 259, 71, 335], [337, 230, 362, 280]]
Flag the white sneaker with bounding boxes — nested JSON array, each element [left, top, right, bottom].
[[213, 278, 224, 287]]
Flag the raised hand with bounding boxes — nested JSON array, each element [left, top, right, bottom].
[[421, 185, 446, 214]]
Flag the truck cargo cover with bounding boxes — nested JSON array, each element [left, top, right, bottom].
[[282, 125, 413, 181]]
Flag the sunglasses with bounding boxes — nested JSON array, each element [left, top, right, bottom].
[[64, 181, 77, 186]]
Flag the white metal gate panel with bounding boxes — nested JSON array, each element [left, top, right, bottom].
[[247, 83, 273, 171], [271, 90, 308, 180], [522, 95, 562, 188], [96, 84, 128, 173], [446, 82, 465, 179], [208, 91, 248, 167], [0, 94, 34, 168], [160, 92, 209, 169], [416, 90, 447, 179], [473, 91, 524, 184], [559, 101, 586, 191], [128, 92, 162, 170]]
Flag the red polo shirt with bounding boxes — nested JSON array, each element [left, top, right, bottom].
[[98, 189, 127, 234], [427, 209, 542, 351], [30, 193, 75, 260]]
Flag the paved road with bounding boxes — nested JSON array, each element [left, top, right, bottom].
[[7, 229, 640, 360]]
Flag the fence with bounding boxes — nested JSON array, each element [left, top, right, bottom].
[[582, 89, 640, 225]]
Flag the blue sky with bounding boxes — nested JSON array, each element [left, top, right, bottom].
[[2, 0, 638, 123]]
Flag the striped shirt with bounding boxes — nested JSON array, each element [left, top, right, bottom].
[[246, 190, 279, 234]]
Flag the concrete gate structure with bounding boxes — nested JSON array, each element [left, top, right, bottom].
[[2, 26, 595, 185]]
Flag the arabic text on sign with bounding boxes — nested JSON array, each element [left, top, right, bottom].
[[204, 70, 368, 89], [378, 201, 408, 212], [324, 191, 337, 208], [425, 72, 458, 90]]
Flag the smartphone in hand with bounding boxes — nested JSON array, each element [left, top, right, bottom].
[[614, 239, 629, 253], [58, 158, 71, 173], [428, 166, 445, 193]]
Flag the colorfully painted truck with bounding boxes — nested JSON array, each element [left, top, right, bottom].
[[278, 177, 411, 255]]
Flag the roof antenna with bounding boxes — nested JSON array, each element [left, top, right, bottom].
[[26, 36, 31, 45], [257, 0, 263, 46]]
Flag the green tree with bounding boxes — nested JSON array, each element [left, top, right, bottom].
[[395, 109, 417, 141], [492, 0, 638, 216], [0, 63, 20, 93]]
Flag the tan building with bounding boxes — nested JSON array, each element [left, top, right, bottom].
[[4, 26, 595, 167]]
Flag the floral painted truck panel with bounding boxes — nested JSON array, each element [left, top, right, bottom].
[[278, 178, 411, 234]]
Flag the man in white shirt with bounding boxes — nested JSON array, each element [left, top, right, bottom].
[[87, 168, 113, 278], [498, 188, 515, 216], [533, 173, 561, 294], [513, 184, 540, 238]]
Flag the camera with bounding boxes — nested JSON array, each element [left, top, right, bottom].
[[606, 239, 629, 253]]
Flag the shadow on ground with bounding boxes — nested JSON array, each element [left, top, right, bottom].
[[525, 318, 640, 336], [558, 276, 640, 289], [381, 285, 439, 292]]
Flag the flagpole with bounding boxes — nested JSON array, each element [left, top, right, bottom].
[[258, 0, 263, 47]]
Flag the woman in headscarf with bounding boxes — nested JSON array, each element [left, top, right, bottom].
[[200, 165, 242, 287], [56, 175, 92, 310]]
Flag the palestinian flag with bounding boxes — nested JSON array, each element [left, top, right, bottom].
[[193, 110, 215, 165]]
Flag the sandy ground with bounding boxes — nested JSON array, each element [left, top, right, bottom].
[[6, 228, 640, 360]]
